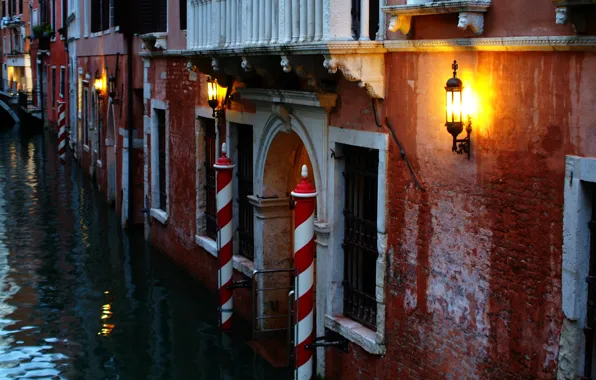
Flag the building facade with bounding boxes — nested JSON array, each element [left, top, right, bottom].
[[67, 0, 596, 378], [1, 0, 32, 94]]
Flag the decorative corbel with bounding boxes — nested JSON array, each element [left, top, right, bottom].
[[387, 15, 412, 35], [323, 54, 385, 99], [241, 56, 252, 72], [457, 12, 484, 35], [555, 7, 568, 24], [186, 60, 198, 73], [280, 55, 292, 73], [211, 58, 220, 71]]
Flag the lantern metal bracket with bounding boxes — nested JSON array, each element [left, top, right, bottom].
[[454, 118, 472, 159]]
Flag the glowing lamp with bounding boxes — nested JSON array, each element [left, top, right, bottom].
[[444, 60, 472, 159]]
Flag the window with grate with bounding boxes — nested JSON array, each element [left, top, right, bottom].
[[236, 125, 254, 260], [59, 67, 65, 98], [155, 109, 167, 212], [204, 119, 217, 240], [342, 145, 379, 331], [585, 189, 596, 379]]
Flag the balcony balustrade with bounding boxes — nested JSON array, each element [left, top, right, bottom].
[[187, 0, 379, 51]]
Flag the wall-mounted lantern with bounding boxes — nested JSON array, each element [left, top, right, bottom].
[[108, 75, 117, 100], [445, 60, 472, 159], [94, 70, 104, 100], [207, 76, 228, 120]]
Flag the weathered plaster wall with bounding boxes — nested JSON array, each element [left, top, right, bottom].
[[326, 51, 596, 379]]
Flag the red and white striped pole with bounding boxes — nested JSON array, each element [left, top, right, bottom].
[[291, 165, 317, 380], [214, 142, 235, 330], [57, 97, 67, 164]]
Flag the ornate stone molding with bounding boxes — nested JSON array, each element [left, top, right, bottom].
[[323, 53, 385, 98], [383, 35, 596, 52], [211, 58, 220, 71], [383, 0, 491, 36], [241, 56, 252, 72], [236, 88, 338, 112], [280, 55, 292, 73]]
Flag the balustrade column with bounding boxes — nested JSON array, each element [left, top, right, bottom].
[[265, 0, 272, 42], [283, 0, 292, 43], [307, 0, 314, 41], [233, 0, 238, 45], [299, 0, 307, 42], [198, 1, 203, 47], [209, 0, 214, 46], [314, 0, 322, 41], [360, 0, 370, 41], [252, 0, 259, 44], [258, 0, 265, 43], [220, 0, 226, 46], [271, 1, 278, 43], [226, 0, 232, 46], [292, 0, 299, 42], [188, 2, 195, 48], [245, 0, 252, 44]]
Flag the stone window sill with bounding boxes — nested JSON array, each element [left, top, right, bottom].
[[325, 315, 386, 355], [83, 144, 90, 153], [195, 235, 217, 257], [150, 208, 168, 224], [194, 235, 255, 278]]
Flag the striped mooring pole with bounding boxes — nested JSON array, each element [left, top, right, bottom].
[[57, 97, 67, 164], [214, 142, 235, 330], [291, 165, 317, 380]]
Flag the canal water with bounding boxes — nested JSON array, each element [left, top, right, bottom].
[[0, 124, 286, 379]]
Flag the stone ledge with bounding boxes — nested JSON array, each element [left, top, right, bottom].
[[194, 234, 255, 278], [325, 315, 386, 355], [150, 208, 168, 225]]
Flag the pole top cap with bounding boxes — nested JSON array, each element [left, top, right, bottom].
[[214, 142, 235, 169], [291, 164, 317, 198]]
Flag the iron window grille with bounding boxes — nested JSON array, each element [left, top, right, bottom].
[[585, 188, 596, 379], [204, 119, 217, 241], [342, 145, 379, 331], [236, 125, 254, 260], [156, 109, 167, 212]]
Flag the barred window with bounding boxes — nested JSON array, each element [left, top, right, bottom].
[[342, 145, 379, 331], [236, 125, 254, 260], [204, 119, 217, 241]]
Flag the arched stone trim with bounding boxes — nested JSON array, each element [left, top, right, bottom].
[[254, 111, 323, 218], [0, 99, 19, 123]]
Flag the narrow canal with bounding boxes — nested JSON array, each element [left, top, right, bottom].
[[0, 124, 286, 379]]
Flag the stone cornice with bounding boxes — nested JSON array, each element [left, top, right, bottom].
[[382, 1, 491, 16], [384, 36, 596, 52]]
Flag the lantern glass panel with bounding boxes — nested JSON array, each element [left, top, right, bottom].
[[453, 90, 461, 123], [208, 81, 217, 102], [446, 91, 453, 123]]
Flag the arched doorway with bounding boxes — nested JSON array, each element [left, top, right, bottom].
[[106, 100, 117, 205], [253, 127, 316, 332]]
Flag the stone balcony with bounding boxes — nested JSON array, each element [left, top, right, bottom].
[[184, 0, 387, 98]]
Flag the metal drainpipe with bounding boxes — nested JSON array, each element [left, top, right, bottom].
[[126, 33, 134, 228]]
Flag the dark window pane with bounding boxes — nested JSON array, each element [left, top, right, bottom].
[[157, 109, 167, 211], [179, 0, 186, 30], [237, 125, 254, 260]]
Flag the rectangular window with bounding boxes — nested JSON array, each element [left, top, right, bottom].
[[2, 1, 5, 18], [32, 9, 38, 26], [179, 0, 186, 30], [51, 66, 56, 107], [236, 125, 254, 260], [83, 87, 89, 145], [139, 0, 167, 34], [155, 109, 167, 212], [59, 66, 65, 98], [90, 0, 100, 32], [101, 0, 108, 30], [204, 119, 217, 241], [342, 145, 379, 331], [109, 0, 115, 27], [18, 0, 21, 14]]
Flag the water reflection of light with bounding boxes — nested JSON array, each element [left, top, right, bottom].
[[98, 292, 115, 336], [9, 144, 16, 169]]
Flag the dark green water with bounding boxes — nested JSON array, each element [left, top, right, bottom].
[[0, 125, 285, 379]]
